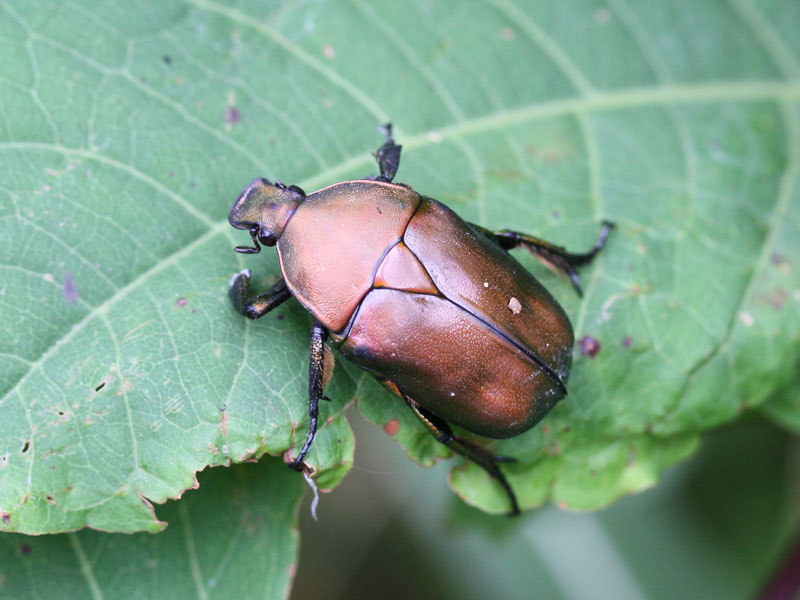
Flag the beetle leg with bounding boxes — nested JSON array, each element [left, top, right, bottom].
[[229, 271, 292, 319], [473, 221, 614, 297], [289, 321, 329, 471], [373, 123, 403, 183], [401, 393, 520, 516]]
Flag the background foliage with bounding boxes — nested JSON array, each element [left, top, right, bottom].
[[0, 0, 798, 598]]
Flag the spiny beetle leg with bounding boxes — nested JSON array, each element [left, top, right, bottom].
[[402, 393, 520, 517], [473, 221, 614, 297], [373, 123, 403, 183], [229, 271, 292, 320], [289, 321, 330, 471]]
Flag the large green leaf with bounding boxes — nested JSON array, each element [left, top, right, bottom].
[[1, 0, 798, 543], [0, 459, 303, 599]]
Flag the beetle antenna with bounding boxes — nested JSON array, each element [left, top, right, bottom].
[[234, 224, 262, 254]]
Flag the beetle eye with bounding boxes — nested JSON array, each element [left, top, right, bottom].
[[257, 228, 278, 247]]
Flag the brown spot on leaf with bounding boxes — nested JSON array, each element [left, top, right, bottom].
[[383, 419, 400, 437], [623, 335, 632, 349], [579, 335, 601, 358], [162, 55, 171, 64], [20, 544, 31, 556], [768, 288, 787, 309], [220, 411, 228, 437], [2, 513, 10, 524]]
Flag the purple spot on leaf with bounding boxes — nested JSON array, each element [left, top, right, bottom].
[[226, 106, 241, 124], [579, 335, 601, 358], [62, 272, 79, 304], [623, 335, 632, 349]]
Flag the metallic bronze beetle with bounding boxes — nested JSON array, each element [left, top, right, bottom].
[[228, 126, 612, 515]]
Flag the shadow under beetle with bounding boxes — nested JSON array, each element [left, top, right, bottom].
[[228, 125, 613, 515]]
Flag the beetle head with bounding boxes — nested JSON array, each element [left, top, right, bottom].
[[229, 178, 304, 253]]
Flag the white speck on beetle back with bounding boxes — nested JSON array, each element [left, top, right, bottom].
[[508, 297, 522, 314]]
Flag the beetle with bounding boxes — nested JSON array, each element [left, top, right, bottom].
[[228, 125, 612, 515]]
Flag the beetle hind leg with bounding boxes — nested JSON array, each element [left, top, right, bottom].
[[373, 123, 403, 183], [474, 221, 614, 297], [288, 321, 331, 472], [401, 393, 520, 516]]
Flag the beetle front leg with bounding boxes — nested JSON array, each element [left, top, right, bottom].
[[402, 393, 520, 516], [289, 321, 330, 471], [229, 271, 292, 319], [373, 123, 403, 183], [473, 221, 614, 297]]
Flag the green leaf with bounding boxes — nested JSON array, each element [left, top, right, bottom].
[[1, 0, 799, 539], [0, 460, 302, 599]]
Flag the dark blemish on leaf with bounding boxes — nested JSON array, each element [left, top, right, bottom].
[[623, 335, 632, 349], [45, 494, 56, 505], [175, 297, 188, 308], [276, 314, 285, 321], [770, 253, 784, 265], [140, 77, 147, 84], [163, 55, 172, 64], [225, 106, 241, 124], [190, 181, 197, 188], [552, 210, 561, 219], [57, 410, 64, 416], [2, 513, 9, 524], [95, 382, 105, 392], [191, 309, 196, 314], [21, 441, 30, 454], [169, 171, 175, 178], [269, 139, 276, 146], [20, 544, 32, 556], [579, 335, 601, 358], [62, 272, 79, 304]]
